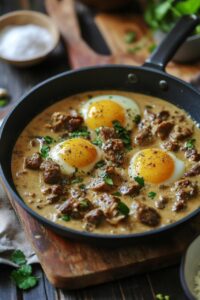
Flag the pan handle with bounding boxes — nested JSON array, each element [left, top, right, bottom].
[[143, 15, 200, 71]]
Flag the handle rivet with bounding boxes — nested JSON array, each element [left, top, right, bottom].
[[128, 73, 138, 84], [159, 80, 168, 91]]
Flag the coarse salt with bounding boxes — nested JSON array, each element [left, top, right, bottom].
[[0, 24, 54, 61]]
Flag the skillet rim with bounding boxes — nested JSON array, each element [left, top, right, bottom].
[[1, 64, 200, 242]]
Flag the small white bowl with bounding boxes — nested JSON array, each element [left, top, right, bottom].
[[180, 235, 200, 300], [0, 10, 59, 67]]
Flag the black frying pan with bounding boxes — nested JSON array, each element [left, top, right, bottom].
[[0, 15, 200, 245]]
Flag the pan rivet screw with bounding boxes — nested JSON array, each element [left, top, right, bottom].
[[159, 80, 168, 91], [128, 73, 138, 83]]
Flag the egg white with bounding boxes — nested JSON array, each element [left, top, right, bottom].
[[49, 140, 102, 176], [81, 95, 140, 130], [128, 150, 185, 184]]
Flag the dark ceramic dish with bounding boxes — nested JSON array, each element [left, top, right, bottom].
[[0, 15, 200, 245]]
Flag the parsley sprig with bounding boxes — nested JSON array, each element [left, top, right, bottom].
[[134, 176, 145, 187], [112, 120, 132, 150], [148, 191, 157, 199], [186, 138, 196, 149], [118, 201, 130, 216], [69, 126, 90, 138], [10, 250, 38, 290]]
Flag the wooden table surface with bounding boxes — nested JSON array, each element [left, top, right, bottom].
[[0, 0, 196, 299]]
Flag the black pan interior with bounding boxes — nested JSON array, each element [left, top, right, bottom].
[[1, 65, 200, 244]]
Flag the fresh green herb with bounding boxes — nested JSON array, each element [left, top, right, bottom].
[[11, 250, 27, 266], [95, 128, 100, 135], [79, 184, 86, 190], [112, 191, 122, 197], [71, 177, 83, 184], [40, 145, 50, 158], [148, 43, 157, 53], [118, 201, 130, 216], [134, 176, 145, 187], [144, 0, 200, 34], [92, 138, 103, 147], [95, 160, 106, 169], [43, 136, 54, 144], [128, 45, 142, 53], [148, 191, 157, 199], [103, 175, 114, 186], [0, 99, 8, 107], [133, 114, 141, 124], [79, 199, 90, 209], [112, 120, 131, 150], [69, 126, 90, 138], [61, 214, 71, 222], [10, 250, 38, 290], [124, 31, 136, 44], [186, 138, 196, 149], [156, 294, 170, 300]]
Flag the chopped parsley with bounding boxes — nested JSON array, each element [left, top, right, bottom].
[[79, 199, 90, 209], [112, 191, 122, 197], [71, 177, 83, 184], [156, 294, 170, 300], [133, 114, 141, 124], [124, 31, 136, 44], [43, 136, 54, 144], [103, 175, 114, 186], [0, 99, 8, 107], [79, 184, 86, 190], [148, 43, 157, 53], [40, 145, 50, 158], [112, 120, 131, 150], [69, 126, 90, 138], [92, 138, 103, 147], [148, 191, 157, 199], [118, 201, 130, 216], [134, 176, 145, 187], [11, 250, 26, 266], [186, 138, 196, 149], [10, 250, 38, 290], [95, 160, 106, 169], [61, 214, 71, 222]]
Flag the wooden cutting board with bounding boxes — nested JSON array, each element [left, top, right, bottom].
[[5, 0, 200, 289]]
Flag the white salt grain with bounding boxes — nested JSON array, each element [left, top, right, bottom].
[[0, 24, 53, 60]]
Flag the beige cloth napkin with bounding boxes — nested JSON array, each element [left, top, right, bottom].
[[0, 182, 38, 266]]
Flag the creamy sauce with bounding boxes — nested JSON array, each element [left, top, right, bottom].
[[11, 91, 200, 235]]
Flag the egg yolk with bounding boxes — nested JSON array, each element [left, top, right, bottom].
[[85, 99, 125, 129], [60, 138, 97, 168], [133, 148, 175, 184]]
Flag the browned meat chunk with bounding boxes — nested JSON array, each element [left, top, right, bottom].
[[157, 110, 170, 122], [155, 121, 174, 140], [102, 139, 124, 164], [40, 160, 61, 184], [184, 162, 200, 177], [87, 178, 112, 192], [41, 184, 63, 196], [137, 204, 161, 227], [172, 200, 187, 212], [170, 125, 193, 141], [172, 179, 198, 212], [162, 140, 179, 152], [59, 198, 81, 219], [49, 112, 68, 131], [99, 127, 117, 141], [119, 182, 141, 196], [185, 148, 200, 162], [135, 128, 154, 146], [84, 208, 104, 226], [65, 115, 83, 132], [25, 152, 42, 170], [94, 193, 120, 219], [155, 196, 168, 209]]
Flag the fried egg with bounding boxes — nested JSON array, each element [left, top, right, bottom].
[[129, 148, 185, 184], [49, 138, 102, 175], [81, 95, 140, 130]]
